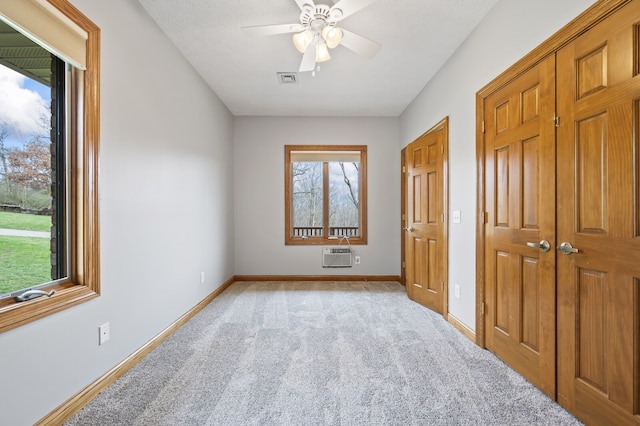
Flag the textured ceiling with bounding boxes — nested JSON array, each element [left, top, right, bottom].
[[136, 0, 498, 117]]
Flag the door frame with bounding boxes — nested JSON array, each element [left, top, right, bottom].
[[401, 147, 407, 287], [475, 0, 630, 348], [402, 117, 449, 317]]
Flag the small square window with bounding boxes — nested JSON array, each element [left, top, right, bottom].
[[285, 145, 367, 245]]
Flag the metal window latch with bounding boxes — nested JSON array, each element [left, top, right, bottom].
[[14, 289, 56, 302]]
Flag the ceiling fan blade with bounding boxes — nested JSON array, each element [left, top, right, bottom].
[[339, 29, 381, 58], [330, 0, 376, 20], [299, 46, 316, 72], [242, 23, 303, 37]]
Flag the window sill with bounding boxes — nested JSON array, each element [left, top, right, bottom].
[[0, 283, 98, 333]]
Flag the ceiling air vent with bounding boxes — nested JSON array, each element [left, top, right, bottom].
[[277, 72, 298, 84]]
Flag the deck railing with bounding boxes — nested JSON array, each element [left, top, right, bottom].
[[292, 227, 359, 237]]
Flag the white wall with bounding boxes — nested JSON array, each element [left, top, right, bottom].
[[0, 1, 235, 425], [234, 116, 400, 276], [399, 0, 596, 330]]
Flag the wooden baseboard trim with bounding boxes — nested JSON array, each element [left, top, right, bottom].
[[447, 313, 476, 343], [36, 277, 235, 426], [233, 275, 401, 282]]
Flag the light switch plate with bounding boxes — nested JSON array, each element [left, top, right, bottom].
[[452, 210, 461, 224]]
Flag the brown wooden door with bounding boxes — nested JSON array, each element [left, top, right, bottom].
[[406, 122, 446, 314], [484, 54, 557, 398], [401, 147, 407, 287], [556, 2, 640, 423]]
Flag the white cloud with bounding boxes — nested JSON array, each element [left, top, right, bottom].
[[0, 65, 49, 138]]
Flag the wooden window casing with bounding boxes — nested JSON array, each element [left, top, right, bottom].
[[0, 0, 100, 333], [285, 145, 367, 245]]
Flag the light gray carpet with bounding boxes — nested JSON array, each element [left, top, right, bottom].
[[66, 281, 582, 425]]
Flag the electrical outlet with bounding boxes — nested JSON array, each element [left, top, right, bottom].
[[99, 322, 110, 345], [454, 285, 460, 298], [354, 256, 361, 264], [200, 271, 205, 284]]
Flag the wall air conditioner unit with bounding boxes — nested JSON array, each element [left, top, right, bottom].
[[322, 247, 352, 268]]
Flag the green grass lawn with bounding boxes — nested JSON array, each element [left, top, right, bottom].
[[0, 211, 51, 232], [0, 235, 52, 294]]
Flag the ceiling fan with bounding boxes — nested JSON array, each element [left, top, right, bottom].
[[241, 0, 381, 73]]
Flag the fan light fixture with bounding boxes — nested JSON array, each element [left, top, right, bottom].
[[292, 25, 343, 62], [293, 29, 313, 53], [321, 26, 343, 49], [241, 0, 382, 74], [315, 42, 331, 62]]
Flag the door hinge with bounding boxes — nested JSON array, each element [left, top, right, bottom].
[[441, 282, 444, 291], [481, 120, 485, 133], [402, 261, 406, 269], [402, 166, 406, 173], [481, 211, 488, 224], [481, 302, 485, 315], [441, 144, 444, 154], [554, 116, 560, 127], [442, 213, 445, 222], [402, 213, 406, 221]]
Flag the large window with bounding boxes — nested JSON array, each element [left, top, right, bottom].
[[0, 0, 100, 333], [285, 145, 367, 245], [0, 43, 64, 295]]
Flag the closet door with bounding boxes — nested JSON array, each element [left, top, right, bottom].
[[484, 54, 557, 398], [556, 1, 640, 423]]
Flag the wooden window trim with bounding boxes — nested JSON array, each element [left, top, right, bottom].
[[285, 145, 367, 245], [0, 0, 100, 333]]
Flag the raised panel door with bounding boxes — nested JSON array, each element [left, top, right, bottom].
[[406, 123, 445, 313], [556, 2, 640, 423], [484, 54, 557, 398]]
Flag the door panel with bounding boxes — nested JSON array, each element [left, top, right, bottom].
[[556, 2, 640, 422], [406, 122, 446, 314], [484, 54, 557, 398], [520, 256, 539, 350]]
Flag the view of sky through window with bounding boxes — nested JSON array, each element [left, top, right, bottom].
[[0, 65, 51, 148], [0, 63, 54, 295]]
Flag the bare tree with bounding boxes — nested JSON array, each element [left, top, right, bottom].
[[0, 123, 10, 180], [7, 136, 51, 190], [292, 162, 323, 228], [292, 161, 360, 235], [338, 162, 359, 209]]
